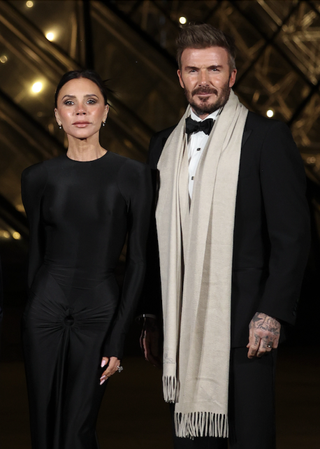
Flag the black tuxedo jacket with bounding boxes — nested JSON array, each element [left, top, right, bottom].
[[145, 111, 310, 347]]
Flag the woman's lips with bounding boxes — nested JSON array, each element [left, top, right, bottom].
[[73, 121, 91, 127]]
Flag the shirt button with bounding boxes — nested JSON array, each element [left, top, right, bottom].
[[197, 147, 201, 151], [191, 176, 194, 180]]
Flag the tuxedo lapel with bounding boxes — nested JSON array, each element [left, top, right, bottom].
[[241, 129, 251, 148]]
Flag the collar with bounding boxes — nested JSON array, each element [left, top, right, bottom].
[[190, 107, 222, 122]]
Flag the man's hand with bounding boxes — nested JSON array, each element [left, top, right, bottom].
[[140, 317, 162, 368], [247, 312, 281, 359]]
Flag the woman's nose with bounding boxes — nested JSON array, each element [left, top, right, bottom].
[[76, 104, 87, 115]]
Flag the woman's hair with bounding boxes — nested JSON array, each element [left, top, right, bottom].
[[54, 69, 109, 107], [176, 24, 236, 71]]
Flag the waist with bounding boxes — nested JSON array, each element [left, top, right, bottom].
[[43, 261, 114, 288]]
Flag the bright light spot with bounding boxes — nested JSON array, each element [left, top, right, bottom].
[[0, 55, 8, 64], [0, 230, 10, 239], [26, 1, 34, 7], [31, 81, 43, 93], [266, 109, 274, 118], [179, 16, 187, 25], [46, 32, 55, 41], [12, 232, 22, 240]]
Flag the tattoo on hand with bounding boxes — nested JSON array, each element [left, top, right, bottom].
[[250, 312, 281, 337]]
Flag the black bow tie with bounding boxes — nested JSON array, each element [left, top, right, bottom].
[[185, 117, 214, 136]]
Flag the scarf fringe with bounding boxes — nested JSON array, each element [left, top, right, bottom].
[[162, 375, 180, 402], [174, 412, 228, 438]]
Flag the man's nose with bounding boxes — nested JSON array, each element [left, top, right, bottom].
[[199, 70, 209, 85]]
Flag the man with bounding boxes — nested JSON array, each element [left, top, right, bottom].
[[141, 24, 310, 449]]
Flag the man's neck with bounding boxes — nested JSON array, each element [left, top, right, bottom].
[[190, 108, 222, 121]]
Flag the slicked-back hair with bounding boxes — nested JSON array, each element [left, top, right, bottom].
[[54, 69, 109, 107], [176, 24, 236, 71]]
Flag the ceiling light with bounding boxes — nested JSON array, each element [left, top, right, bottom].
[[0, 55, 8, 64], [31, 81, 43, 93], [26, 1, 34, 8], [266, 109, 274, 118], [179, 16, 187, 25], [46, 32, 55, 41], [12, 232, 22, 240]]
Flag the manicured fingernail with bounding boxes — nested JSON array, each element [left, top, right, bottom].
[[100, 376, 105, 385], [101, 360, 106, 368]]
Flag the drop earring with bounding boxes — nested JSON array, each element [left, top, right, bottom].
[[58, 124, 62, 130], [102, 121, 106, 127]]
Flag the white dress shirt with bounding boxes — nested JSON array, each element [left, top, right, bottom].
[[188, 108, 221, 199]]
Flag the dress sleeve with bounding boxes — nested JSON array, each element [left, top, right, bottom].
[[103, 161, 152, 359], [21, 163, 47, 288], [258, 121, 310, 324]]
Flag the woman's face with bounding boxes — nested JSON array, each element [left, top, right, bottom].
[[54, 77, 109, 140]]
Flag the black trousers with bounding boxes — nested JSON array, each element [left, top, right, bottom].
[[171, 347, 277, 449]]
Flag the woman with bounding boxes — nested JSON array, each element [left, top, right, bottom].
[[21, 69, 152, 449]]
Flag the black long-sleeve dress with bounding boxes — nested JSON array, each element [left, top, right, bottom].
[[21, 151, 152, 449]]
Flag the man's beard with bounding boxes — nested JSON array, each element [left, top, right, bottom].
[[185, 82, 231, 116]]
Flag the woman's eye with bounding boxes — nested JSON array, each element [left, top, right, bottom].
[[64, 100, 73, 105], [87, 99, 97, 104]]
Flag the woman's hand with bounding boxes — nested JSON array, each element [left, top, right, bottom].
[[100, 356, 121, 385]]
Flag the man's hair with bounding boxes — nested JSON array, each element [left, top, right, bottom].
[[176, 24, 236, 71]]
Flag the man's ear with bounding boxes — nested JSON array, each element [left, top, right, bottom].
[[229, 69, 237, 88], [177, 70, 185, 89]]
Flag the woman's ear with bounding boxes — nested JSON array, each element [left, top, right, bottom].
[[103, 104, 110, 124], [54, 108, 62, 127]]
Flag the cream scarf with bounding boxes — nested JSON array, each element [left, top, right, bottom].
[[156, 91, 248, 438]]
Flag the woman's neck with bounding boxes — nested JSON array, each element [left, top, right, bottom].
[[66, 136, 107, 161]]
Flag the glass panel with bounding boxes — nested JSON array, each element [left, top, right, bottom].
[[275, 2, 320, 84], [91, 2, 186, 132], [7, 0, 82, 63], [130, 0, 178, 56], [0, 117, 40, 211], [236, 0, 299, 38], [236, 46, 311, 122], [292, 91, 320, 151], [112, 0, 219, 57], [206, 2, 266, 79], [0, 7, 65, 145]]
